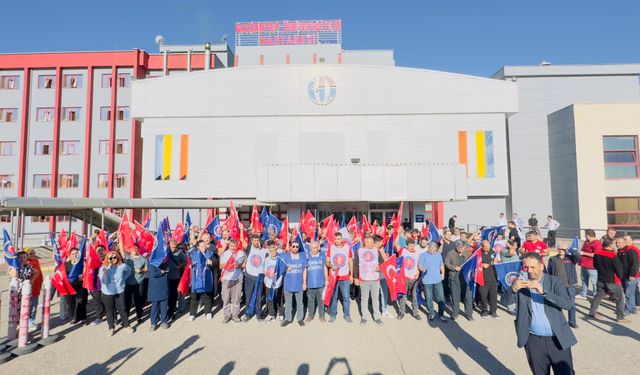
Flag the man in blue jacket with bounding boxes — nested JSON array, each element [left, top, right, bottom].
[[512, 252, 577, 375]]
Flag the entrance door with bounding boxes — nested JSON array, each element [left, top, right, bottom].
[[369, 210, 396, 226]]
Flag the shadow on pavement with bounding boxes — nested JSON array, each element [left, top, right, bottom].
[[580, 315, 640, 341], [439, 353, 467, 375], [141, 335, 204, 375], [77, 347, 142, 375], [436, 320, 515, 375]]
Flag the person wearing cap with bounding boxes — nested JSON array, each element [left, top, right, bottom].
[[444, 240, 473, 321], [546, 242, 580, 328]]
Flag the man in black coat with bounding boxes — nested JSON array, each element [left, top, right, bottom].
[[512, 252, 577, 375]]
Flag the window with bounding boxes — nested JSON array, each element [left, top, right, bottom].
[[607, 197, 640, 229], [59, 174, 79, 188], [1, 76, 19, 90], [100, 107, 111, 121], [35, 141, 53, 155], [62, 74, 82, 89], [118, 74, 131, 88], [55, 216, 77, 223], [31, 216, 50, 223], [0, 108, 17, 122], [37, 108, 54, 122], [38, 75, 55, 89], [62, 107, 80, 122], [33, 174, 51, 189], [60, 140, 80, 155], [115, 139, 128, 154], [0, 175, 14, 188], [97, 173, 109, 188], [0, 215, 10, 223], [115, 173, 128, 188], [101, 74, 112, 88], [116, 106, 129, 121], [98, 140, 110, 154], [603, 136, 639, 179], [0, 141, 15, 155]]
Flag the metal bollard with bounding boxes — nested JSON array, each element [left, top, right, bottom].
[[38, 277, 59, 346], [11, 280, 38, 355]]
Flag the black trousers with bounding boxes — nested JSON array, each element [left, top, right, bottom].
[[103, 292, 129, 330], [167, 279, 180, 318], [265, 287, 284, 318], [189, 292, 213, 317], [65, 287, 88, 322], [91, 290, 105, 319], [478, 279, 498, 314], [524, 334, 574, 375], [547, 230, 557, 248], [124, 283, 145, 321]]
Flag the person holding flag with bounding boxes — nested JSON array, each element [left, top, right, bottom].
[[188, 239, 218, 321], [546, 240, 580, 328], [8, 250, 40, 324], [374, 235, 394, 318], [147, 229, 170, 331], [219, 239, 246, 323], [89, 245, 108, 325], [263, 240, 284, 323], [419, 242, 447, 323], [498, 239, 522, 314], [326, 232, 354, 323], [281, 239, 308, 327], [395, 234, 421, 320], [478, 240, 500, 318], [305, 241, 327, 323], [26, 248, 43, 331], [64, 242, 88, 324], [354, 235, 385, 326], [444, 240, 474, 321], [99, 250, 134, 335], [167, 239, 187, 321], [243, 234, 267, 321]]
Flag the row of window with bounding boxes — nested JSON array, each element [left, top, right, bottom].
[[0, 73, 132, 90], [0, 215, 79, 223], [0, 139, 128, 156], [0, 106, 130, 123], [32, 173, 128, 189]]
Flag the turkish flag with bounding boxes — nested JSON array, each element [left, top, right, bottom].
[[82, 244, 102, 290], [133, 220, 154, 256], [346, 216, 359, 234], [323, 218, 338, 245], [95, 228, 108, 249], [279, 216, 289, 245], [58, 229, 69, 253], [226, 200, 241, 241], [380, 255, 399, 302], [119, 212, 135, 250], [51, 265, 76, 296], [62, 231, 77, 259], [475, 252, 485, 287], [394, 202, 404, 233], [361, 215, 372, 236], [173, 223, 185, 243], [421, 224, 429, 239], [322, 268, 339, 307], [250, 204, 263, 234], [177, 258, 192, 295], [301, 210, 317, 239]]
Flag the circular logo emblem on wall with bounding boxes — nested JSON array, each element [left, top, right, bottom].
[[307, 76, 336, 105]]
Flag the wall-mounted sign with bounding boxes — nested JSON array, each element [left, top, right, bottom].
[[415, 214, 425, 223], [308, 76, 336, 106], [236, 20, 342, 47]]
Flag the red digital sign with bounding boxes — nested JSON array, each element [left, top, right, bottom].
[[235, 20, 342, 47]]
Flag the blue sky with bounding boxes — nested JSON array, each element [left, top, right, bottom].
[[3, 0, 639, 76]]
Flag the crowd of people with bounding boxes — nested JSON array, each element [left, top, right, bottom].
[[5, 209, 639, 341]]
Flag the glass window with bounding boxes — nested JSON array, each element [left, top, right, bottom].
[[0, 175, 14, 188], [62, 74, 82, 89], [97, 174, 109, 188], [62, 107, 81, 122], [0, 142, 15, 155], [607, 197, 640, 229], [118, 74, 131, 88], [38, 75, 56, 89], [1, 76, 19, 90], [98, 140, 110, 154], [35, 141, 53, 155], [116, 107, 129, 121], [115, 139, 128, 154], [31, 215, 50, 223], [59, 174, 79, 188], [60, 140, 80, 155], [100, 107, 111, 121], [101, 74, 112, 88], [115, 173, 128, 188], [603, 136, 639, 179], [37, 108, 54, 122], [33, 174, 51, 189], [0, 108, 17, 122]]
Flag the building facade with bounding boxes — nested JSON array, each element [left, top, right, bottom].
[[548, 103, 640, 235]]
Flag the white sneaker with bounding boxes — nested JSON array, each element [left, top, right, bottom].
[[188, 315, 196, 322], [205, 313, 212, 320]]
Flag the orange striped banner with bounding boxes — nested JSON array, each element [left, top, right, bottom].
[[180, 134, 189, 180], [458, 131, 468, 177]]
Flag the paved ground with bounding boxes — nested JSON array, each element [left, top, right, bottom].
[[0, 273, 638, 374]]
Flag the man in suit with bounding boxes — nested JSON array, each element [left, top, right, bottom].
[[512, 252, 577, 375]]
